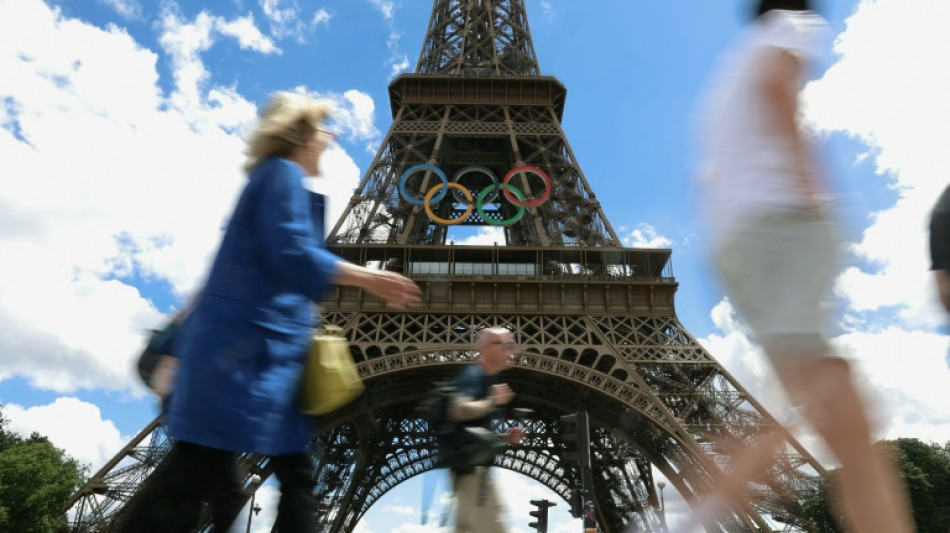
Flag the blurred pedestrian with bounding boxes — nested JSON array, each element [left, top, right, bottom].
[[690, 1, 914, 532], [116, 91, 421, 533], [449, 327, 524, 533]]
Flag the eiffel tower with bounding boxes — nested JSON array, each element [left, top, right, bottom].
[[65, 1, 825, 532]]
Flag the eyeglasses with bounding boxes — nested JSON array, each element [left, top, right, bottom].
[[312, 129, 337, 152], [491, 341, 518, 351]]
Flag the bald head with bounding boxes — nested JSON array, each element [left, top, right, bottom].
[[476, 327, 511, 350], [476, 327, 516, 375]]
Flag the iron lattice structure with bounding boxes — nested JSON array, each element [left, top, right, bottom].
[[65, 1, 824, 532]]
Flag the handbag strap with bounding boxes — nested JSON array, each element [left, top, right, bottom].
[[316, 324, 344, 337]]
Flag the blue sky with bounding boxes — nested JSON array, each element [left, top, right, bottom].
[[1, 0, 949, 531]]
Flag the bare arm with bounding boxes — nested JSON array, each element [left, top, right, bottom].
[[759, 48, 821, 207], [937, 271, 950, 312], [450, 395, 496, 421], [449, 383, 514, 421], [330, 262, 421, 310]]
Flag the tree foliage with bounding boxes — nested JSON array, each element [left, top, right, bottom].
[[0, 405, 87, 533], [800, 438, 950, 533]]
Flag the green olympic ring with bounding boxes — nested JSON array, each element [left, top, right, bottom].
[[476, 184, 526, 226]]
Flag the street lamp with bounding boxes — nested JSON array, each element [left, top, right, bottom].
[[245, 474, 262, 533], [657, 481, 669, 533]]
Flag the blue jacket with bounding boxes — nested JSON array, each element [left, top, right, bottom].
[[166, 158, 340, 456]]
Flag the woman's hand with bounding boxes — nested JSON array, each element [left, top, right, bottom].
[[363, 270, 422, 310], [333, 263, 422, 310]]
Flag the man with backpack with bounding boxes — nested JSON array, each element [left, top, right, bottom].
[[444, 327, 525, 533]]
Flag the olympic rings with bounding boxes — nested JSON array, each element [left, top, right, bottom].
[[399, 164, 552, 226]]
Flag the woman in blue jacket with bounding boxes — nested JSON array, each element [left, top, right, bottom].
[[118, 92, 421, 533]]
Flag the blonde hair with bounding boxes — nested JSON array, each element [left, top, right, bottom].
[[245, 91, 331, 173]]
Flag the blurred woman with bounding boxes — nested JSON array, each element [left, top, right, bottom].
[[118, 92, 421, 533], [690, 1, 914, 532]]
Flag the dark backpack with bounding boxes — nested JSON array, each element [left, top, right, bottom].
[[419, 383, 504, 473]]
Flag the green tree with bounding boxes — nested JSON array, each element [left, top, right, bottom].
[[800, 471, 842, 533], [801, 438, 950, 533], [891, 438, 950, 532], [0, 405, 87, 533]]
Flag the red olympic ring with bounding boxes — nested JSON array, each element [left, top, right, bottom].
[[502, 166, 551, 208]]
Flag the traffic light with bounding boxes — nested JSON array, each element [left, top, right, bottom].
[[567, 488, 583, 518], [560, 411, 591, 469], [528, 499, 556, 533]]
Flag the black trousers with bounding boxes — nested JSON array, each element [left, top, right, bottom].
[[115, 441, 318, 533]]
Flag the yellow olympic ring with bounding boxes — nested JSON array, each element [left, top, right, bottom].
[[423, 183, 474, 225]]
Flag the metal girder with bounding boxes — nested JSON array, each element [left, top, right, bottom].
[[415, 0, 540, 76]]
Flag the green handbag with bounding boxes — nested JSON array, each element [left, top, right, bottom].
[[300, 325, 364, 415]]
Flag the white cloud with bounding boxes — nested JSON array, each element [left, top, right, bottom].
[[386, 31, 401, 50], [333, 89, 382, 142], [0, 0, 375, 394], [448, 226, 507, 246], [367, 0, 395, 20], [258, 0, 307, 41], [384, 30, 411, 78], [391, 522, 442, 533], [1, 398, 130, 469], [97, 0, 141, 19], [699, 298, 950, 468], [312, 9, 332, 28], [832, 327, 950, 443], [538, 1, 555, 22], [621, 223, 674, 248], [803, 0, 950, 330], [384, 504, 416, 516], [390, 56, 411, 78], [159, 7, 278, 120], [216, 14, 280, 54], [259, 0, 293, 24], [354, 13, 408, 79]]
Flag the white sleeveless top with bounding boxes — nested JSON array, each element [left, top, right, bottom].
[[695, 10, 831, 238]]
